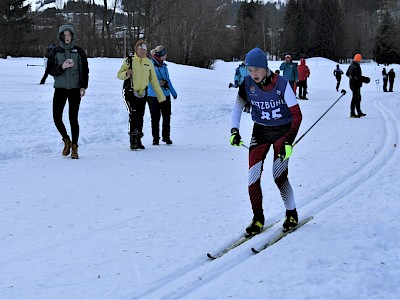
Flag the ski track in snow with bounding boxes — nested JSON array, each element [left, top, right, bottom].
[[135, 95, 400, 299]]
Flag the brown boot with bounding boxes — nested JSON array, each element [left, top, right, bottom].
[[62, 138, 71, 156], [71, 144, 79, 159]]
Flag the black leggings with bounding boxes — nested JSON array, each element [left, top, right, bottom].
[[53, 88, 81, 144], [147, 96, 171, 140]]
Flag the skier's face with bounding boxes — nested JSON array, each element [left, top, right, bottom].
[[247, 67, 267, 83]]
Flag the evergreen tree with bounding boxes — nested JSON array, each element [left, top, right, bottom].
[[313, 0, 345, 61], [281, 0, 300, 57], [236, 0, 264, 56], [0, 0, 32, 57], [373, 13, 399, 64]]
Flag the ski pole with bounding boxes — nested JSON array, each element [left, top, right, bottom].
[[292, 89, 346, 147], [27, 64, 44, 67]]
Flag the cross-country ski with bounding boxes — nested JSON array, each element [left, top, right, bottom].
[[251, 216, 314, 254], [207, 220, 279, 259]]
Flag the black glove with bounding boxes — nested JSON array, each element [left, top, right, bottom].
[[230, 128, 243, 146]]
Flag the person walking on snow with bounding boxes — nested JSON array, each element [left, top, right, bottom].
[[279, 54, 298, 93], [117, 40, 165, 150], [382, 67, 388, 92], [346, 53, 369, 118], [230, 47, 303, 235], [46, 25, 89, 159], [333, 64, 343, 92], [40, 44, 55, 84], [233, 60, 251, 113], [297, 58, 310, 99], [147, 45, 177, 145], [388, 68, 395, 92]]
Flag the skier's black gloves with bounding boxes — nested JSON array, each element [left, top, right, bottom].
[[279, 142, 293, 161], [230, 128, 243, 146]]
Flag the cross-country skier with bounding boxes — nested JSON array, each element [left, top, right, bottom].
[[230, 47, 303, 235]]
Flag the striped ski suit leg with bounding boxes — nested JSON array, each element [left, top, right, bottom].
[[248, 143, 270, 213], [272, 144, 296, 210]]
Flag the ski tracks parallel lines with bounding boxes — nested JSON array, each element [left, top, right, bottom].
[[137, 97, 399, 299], [302, 96, 399, 216]]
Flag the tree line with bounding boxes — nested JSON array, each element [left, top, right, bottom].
[[1, 0, 399, 67]]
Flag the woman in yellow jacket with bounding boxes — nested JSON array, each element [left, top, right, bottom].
[[117, 40, 165, 150]]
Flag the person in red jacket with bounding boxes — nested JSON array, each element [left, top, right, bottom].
[[297, 58, 310, 100]]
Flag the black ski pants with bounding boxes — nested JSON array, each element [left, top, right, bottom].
[[124, 89, 146, 135], [147, 96, 171, 141], [350, 85, 362, 115], [53, 88, 81, 144]]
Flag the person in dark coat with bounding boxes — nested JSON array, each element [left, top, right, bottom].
[[40, 44, 55, 84], [388, 69, 396, 92], [346, 53, 367, 118], [333, 64, 343, 92], [382, 67, 388, 92]]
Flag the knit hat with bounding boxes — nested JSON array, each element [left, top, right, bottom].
[[353, 53, 362, 62], [153, 45, 167, 57], [245, 47, 268, 69]]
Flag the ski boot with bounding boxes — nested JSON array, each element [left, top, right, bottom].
[[283, 208, 298, 231], [246, 214, 264, 236]]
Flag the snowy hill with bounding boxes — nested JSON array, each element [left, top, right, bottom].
[[0, 56, 399, 298], [25, 0, 121, 11]]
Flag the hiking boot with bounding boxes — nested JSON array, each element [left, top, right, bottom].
[[71, 144, 79, 159], [246, 215, 264, 236], [162, 138, 173, 145], [350, 114, 360, 118], [62, 138, 71, 156], [130, 131, 145, 150], [283, 209, 298, 231], [153, 138, 159, 145], [358, 112, 367, 117], [136, 137, 145, 149]]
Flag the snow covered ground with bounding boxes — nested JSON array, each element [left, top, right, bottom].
[[0, 56, 399, 299]]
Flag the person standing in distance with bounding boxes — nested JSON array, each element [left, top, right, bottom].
[[346, 53, 368, 118], [230, 47, 303, 235], [46, 24, 89, 159], [279, 54, 298, 93]]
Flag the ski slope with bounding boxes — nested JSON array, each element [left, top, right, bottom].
[[0, 56, 399, 299]]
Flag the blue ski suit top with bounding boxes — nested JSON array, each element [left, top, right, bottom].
[[148, 57, 177, 99], [234, 63, 249, 86]]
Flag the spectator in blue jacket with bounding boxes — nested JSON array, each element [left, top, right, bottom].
[[234, 61, 248, 87], [233, 60, 250, 112], [147, 45, 177, 145], [279, 54, 298, 92]]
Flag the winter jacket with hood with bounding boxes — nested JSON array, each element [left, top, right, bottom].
[[46, 24, 89, 90], [297, 58, 310, 81]]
